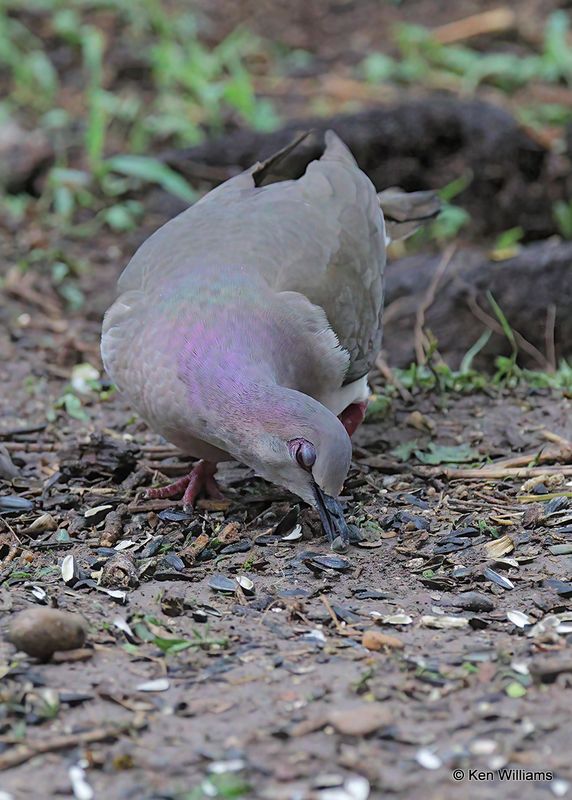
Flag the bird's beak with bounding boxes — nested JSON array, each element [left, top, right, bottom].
[[312, 483, 350, 552]]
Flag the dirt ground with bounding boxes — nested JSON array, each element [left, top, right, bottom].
[[2, 261, 572, 799], [1, 1, 572, 799], [197, 0, 563, 62]]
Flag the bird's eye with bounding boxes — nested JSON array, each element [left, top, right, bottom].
[[288, 439, 316, 471]]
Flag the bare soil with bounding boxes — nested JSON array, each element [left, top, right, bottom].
[[1, 2, 572, 799], [1, 275, 572, 798]]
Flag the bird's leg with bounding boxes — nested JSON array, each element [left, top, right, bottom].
[[147, 460, 223, 511], [338, 400, 368, 438]]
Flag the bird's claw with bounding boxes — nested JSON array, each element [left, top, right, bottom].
[[147, 460, 222, 510]]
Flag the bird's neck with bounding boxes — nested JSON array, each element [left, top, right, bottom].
[[180, 346, 321, 451], [176, 303, 343, 458], [218, 369, 323, 440]]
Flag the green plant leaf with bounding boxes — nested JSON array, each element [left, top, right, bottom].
[[132, 622, 156, 642], [105, 155, 198, 203], [415, 442, 480, 465], [390, 440, 420, 461], [487, 291, 518, 361], [459, 330, 492, 374], [438, 172, 473, 202], [54, 392, 88, 421], [153, 636, 193, 654], [362, 52, 396, 82], [492, 226, 524, 252], [505, 681, 527, 698], [365, 394, 392, 421], [554, 200, 572, 239], [430, 203, 470, 242]]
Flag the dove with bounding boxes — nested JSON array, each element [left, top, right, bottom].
[[101, 131, 439, 550]]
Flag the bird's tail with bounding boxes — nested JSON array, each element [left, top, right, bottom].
[[250, 130, 442, 242], [251, 131, 312, 187], [378, 188, 441, 242]]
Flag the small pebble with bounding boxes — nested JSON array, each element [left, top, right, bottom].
[[362, 630, 404, 651], [328, 703, 391, 736], [6, 607, 87, 660]]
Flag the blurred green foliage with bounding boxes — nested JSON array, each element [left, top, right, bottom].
[[0, 0, 281, 226], [0, 2, 570, 246], [361, 12, 572, 95]]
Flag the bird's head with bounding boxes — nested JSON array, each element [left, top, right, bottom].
[[230, 390, 353, 550]]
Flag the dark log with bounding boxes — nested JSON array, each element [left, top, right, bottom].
[[383, 240, 572, 369], [163, 97, 569, 240]]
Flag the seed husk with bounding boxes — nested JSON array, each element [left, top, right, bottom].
[[208, 574, 236, 593]]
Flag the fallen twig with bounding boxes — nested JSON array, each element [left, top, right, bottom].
[[127, 498, 180, 513], [252, 74, 398, 103], [467, 295, 551, 370], [0, 425, 47, 440], [0, 717, 146, 771], [4, 268, 63, 318], [415, 466, 572, 480], [544, 304, 557, 373], [2, 442, 58, 452], [414, 244, 456, 365], [518, 492, 572, 503], [141, 444, 185, 456], [542, 430, 572, 448], [320, 594, 345, 635], [485, 445, 572, 470], [432, 8, 516, 44], [99, 503, 128, 548], [374, 356, 414, 403], [319, 595, 361, 637]]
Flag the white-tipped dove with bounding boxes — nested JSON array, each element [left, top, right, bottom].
[[101, 131, 439, 550]]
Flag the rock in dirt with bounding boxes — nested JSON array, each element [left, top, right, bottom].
[[165, 98, 561, 240], [0, 119, 53, 192], [383, 240, 572, 370], [362, 630, 404, 650], [6, 607, 87, 660], [530, 655, 572, 682], [0, 445, 20, 480], [444, 591, 495, 612], [328, 703, 392, 736]]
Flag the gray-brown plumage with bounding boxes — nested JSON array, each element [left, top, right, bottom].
[[101, 131, 438, 549]]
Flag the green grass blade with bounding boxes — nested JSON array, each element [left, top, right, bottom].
[[487, 291, 518, 359], [105, 154, 198, 203], [460, 329, 492, 374]]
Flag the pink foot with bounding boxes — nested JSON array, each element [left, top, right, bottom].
[[147, 460, 223, 511], [339, 400, 368, 438]]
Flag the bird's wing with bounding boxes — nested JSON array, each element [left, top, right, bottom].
[[378, 187, 441, 242], [112, 131, 386, 384], [269, 130, 387, 383]]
